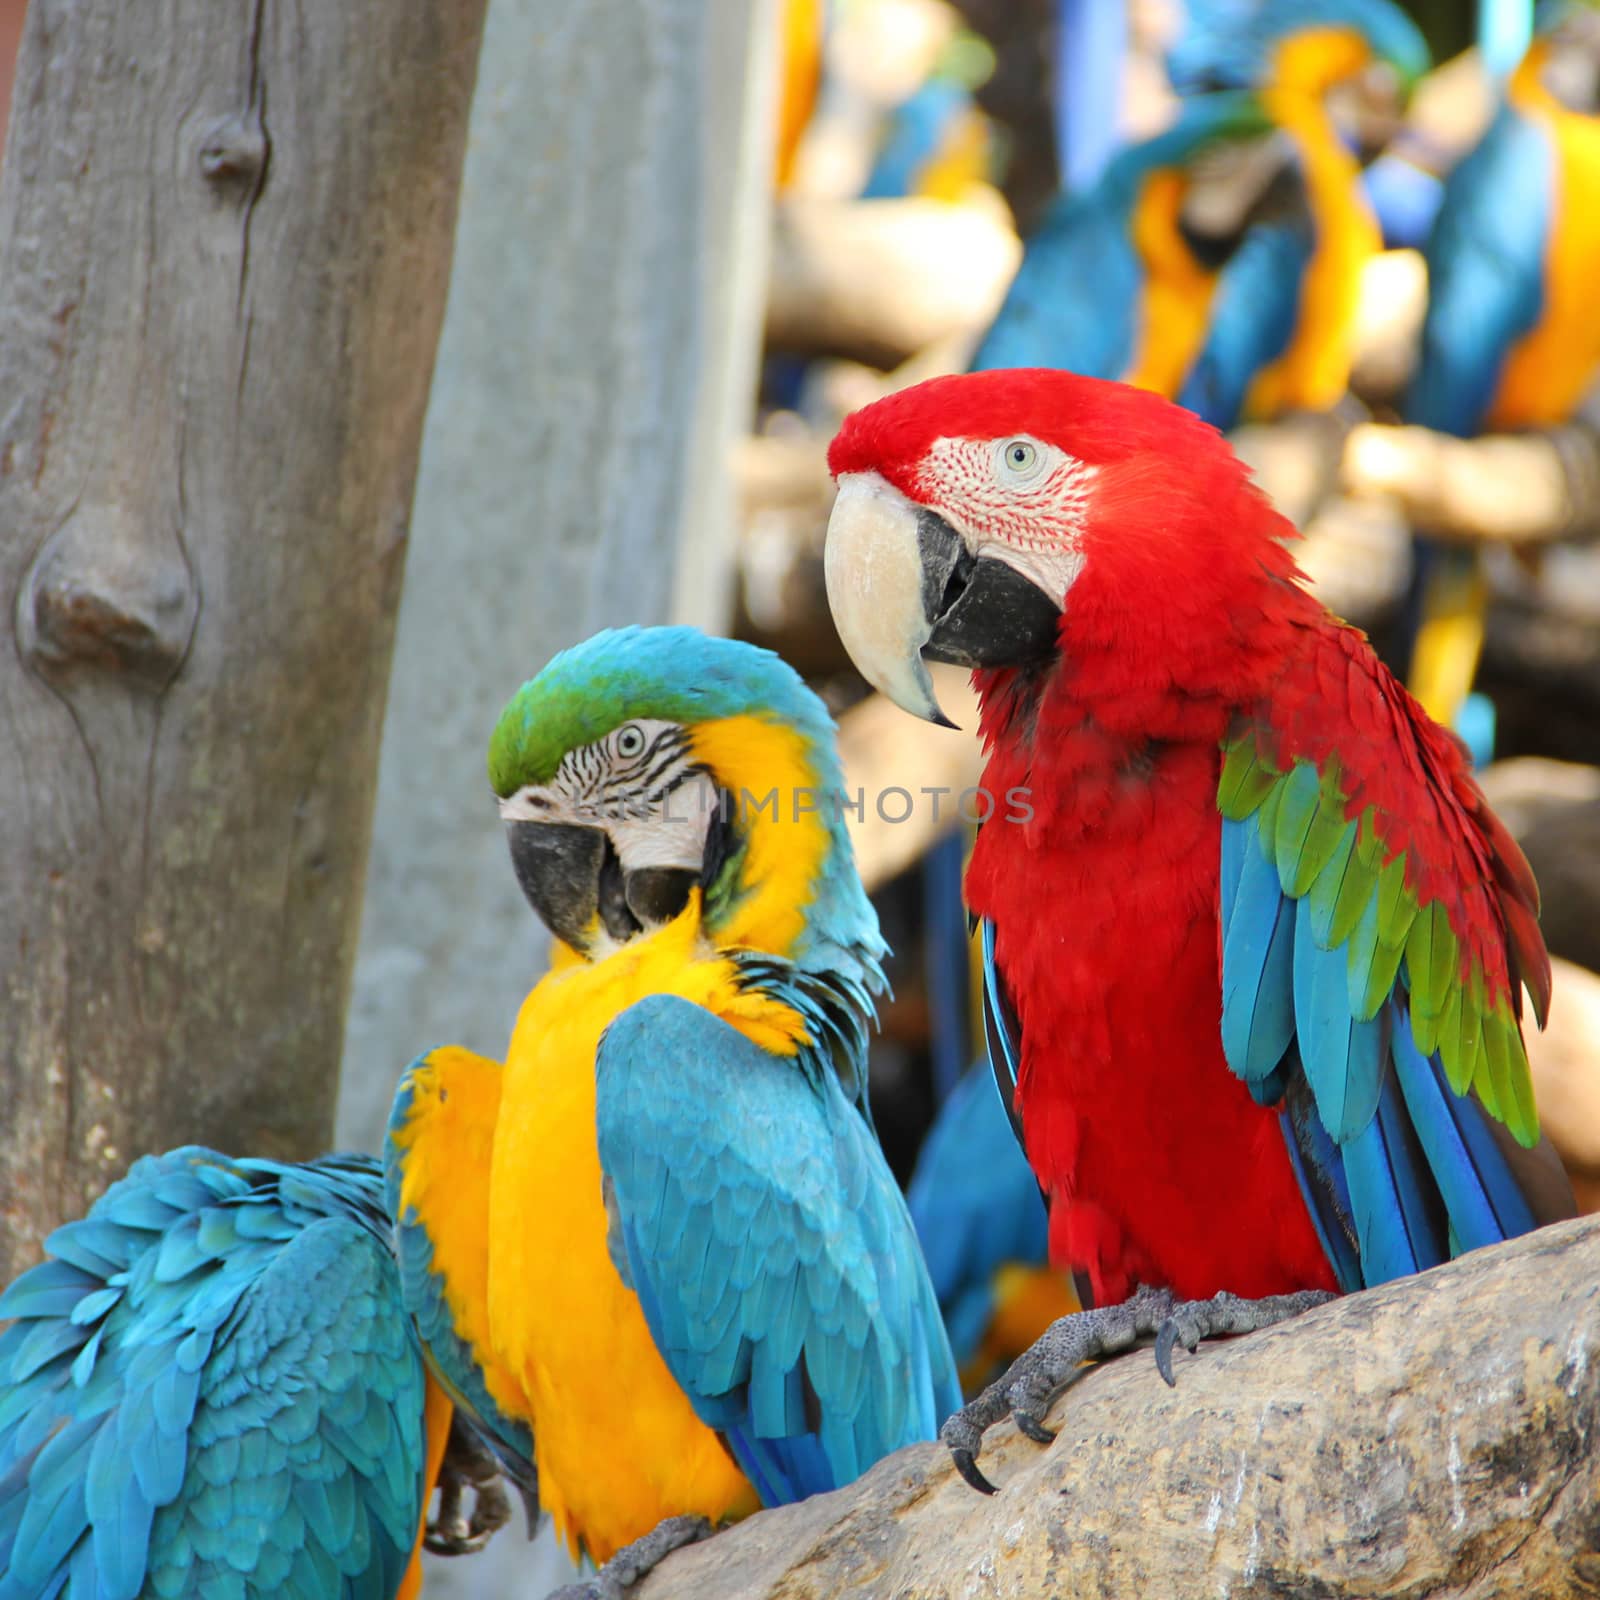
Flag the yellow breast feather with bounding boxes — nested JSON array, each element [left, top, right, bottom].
[[489, 903, 798, 1562], [389, 1046, 534, 1427], [1124, 168, 1222, 399], [1246, 67, 1379, 418]]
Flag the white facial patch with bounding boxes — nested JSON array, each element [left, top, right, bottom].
[[920, 434, 1097, 608], [608, 770, 720, 873], [498, 718, 719, 873]]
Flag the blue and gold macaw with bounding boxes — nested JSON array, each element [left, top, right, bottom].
[[385, 627, 959, 1590], [906, 1064, 1077, 1395], [1403, 3, 1600, 735], [970, 89, 1279, 396], [0, 1151, 483, 1600], [978, 0, 1429, 430]]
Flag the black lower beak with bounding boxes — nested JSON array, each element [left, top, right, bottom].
[[506, 822, 643, 950], [915, 510, 1061, 669], [625, 866, 698, 927]]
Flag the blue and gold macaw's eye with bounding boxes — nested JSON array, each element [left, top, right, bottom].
[[1002, 439, 1038, 474], [615, 723, 647, 759]]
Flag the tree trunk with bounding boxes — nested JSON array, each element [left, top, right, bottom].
[[0, 0, 487, 1280], [638, 1217, 1600, 1600]]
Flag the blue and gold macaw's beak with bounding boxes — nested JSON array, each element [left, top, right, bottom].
[[824, 471, 1062, 728], [504, 820, 630, 951], [501, 816, 703, 953]]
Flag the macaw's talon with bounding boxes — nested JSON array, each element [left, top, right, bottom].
[[424, 1476, 511, 1555], [547, 1515, 717, 1600], [1153, 1287, 1339, 1386], [941, 1284, 1182, 1493], [425, 1416, 516, 1555]]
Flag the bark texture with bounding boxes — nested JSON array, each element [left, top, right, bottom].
[[638, 1218, 1600, 1600], [0, 0, 486, 1278]]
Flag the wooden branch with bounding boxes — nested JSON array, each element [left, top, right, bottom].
[[765, 195, 1021, 368], [1343, 420, 1600, 545], [0, 0, 486, 1279], [1348, 248, 1426, 402], [638, 1217, 1600, 1599], [1528, 959, 1600, 1217]]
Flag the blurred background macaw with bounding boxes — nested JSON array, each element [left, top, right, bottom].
[[979, 0, 1430, 431], [1398, 1, 1600, 758]]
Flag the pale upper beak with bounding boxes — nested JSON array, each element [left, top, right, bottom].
[[824, 471, 1062, 726], [824, 473, 959, 726]]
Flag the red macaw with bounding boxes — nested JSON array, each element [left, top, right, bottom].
[[821, 368, 1575, 1490]]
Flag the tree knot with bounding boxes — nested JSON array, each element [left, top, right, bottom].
[[17, 509, 198, 692], [197, 113, 269, 189]]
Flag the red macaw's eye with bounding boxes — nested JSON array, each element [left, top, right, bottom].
[[1005, 440, 1037, 472]]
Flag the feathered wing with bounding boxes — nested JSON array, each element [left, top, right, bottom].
[[1177, 208, 1312, 430], [970, 183, 1146, 377], [0, 1151, 430, 1600], [1405, 103, 1551, 436], [384, 1048, 539, 1516], [1216, 632, 1572, 1291], [594, 989, 961, 1507]]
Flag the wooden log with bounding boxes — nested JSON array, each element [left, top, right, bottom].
[[0, 0, 486, 1280], [765, 194, 1021, 368], [638, 1216, 1600, 1599], [1529, 958, 1600, 1217], [1342, 420, 1600, 546]]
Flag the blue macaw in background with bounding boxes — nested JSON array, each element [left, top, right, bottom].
[[978, 1, 1429, 430], [1402, 2, 1600, 751], [970, 89, 1283, 404], [906, 1065, 1077, 1393], [0, 1150, 517, 1600]]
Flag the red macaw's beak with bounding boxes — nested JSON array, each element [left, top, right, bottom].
[[824, 471, 1060, 728]]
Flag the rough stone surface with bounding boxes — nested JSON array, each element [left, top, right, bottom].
[[637, 1218, 1600, 1600]]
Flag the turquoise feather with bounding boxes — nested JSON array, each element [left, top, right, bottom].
[[595, 971, 960, 1508], [1220, 820, 1298, 1083], [0, 1151, 429, 1600], [1219, 738, 1562, 1294]]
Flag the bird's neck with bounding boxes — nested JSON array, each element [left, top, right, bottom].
[[974, 562, 1314, 784]]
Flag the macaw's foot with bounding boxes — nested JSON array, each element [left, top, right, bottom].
[[424, 1415, 516, 1556], [1151, 1287, 1336, 1386], [548, 1516, 716, 1600], [939, 1283, 1336, 1494]]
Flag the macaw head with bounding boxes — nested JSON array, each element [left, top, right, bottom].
[[1173, 0, 1429, 93], [1171, 0, 1429, 160], [969, 90, 1288, 375], [823, 367, 1298, 725], [487, 626, 882, 980]]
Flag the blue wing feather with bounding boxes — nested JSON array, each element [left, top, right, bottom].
[[1220, 820, 1298, 1083], [595, 991, 960, 1507], [1179, 214, 1313, 430], [971, 180, 1145, 376], [1218, 790, 1560, 1292], [1405, 103, 1552, 438], [979, 917, 1027, 1151], [0, 1150, 430, 1600]]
